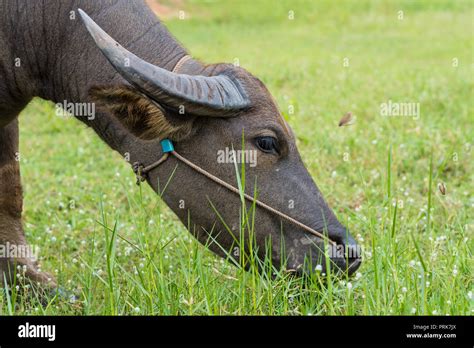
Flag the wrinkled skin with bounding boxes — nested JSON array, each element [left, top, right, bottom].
[[0, 0, 360, 292]]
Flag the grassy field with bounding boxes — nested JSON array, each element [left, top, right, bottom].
[[1, 0, 472, 315]]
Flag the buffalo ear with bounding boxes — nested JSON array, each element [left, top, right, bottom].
[[89, 85, 195, 141]]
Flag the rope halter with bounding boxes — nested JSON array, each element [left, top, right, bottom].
[[133, 139, 337, 247]]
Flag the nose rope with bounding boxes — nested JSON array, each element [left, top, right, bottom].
[[133, 140, 337, 247]]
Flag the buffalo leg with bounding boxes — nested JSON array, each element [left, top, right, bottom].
[[0, 118, 56, 289]]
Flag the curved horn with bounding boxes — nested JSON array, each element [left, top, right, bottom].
[[78, 9, 250, 116]]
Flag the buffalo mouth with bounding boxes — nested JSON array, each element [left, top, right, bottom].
[[327, 239, 363, 276], [330, 254, 362, 275], [286, 257, 362, 279], [285, 237, 362, 277]]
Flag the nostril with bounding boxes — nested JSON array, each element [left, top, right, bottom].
[[328, 226, 352, 245], [344, 239, 362, 275], [348, 256, 362, 272], [328, 227, 362, 274]]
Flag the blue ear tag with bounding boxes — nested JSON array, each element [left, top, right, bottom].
[[160, 139, 174, 153]]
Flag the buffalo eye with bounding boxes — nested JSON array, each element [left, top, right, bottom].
[[255, 136, 280, 155]]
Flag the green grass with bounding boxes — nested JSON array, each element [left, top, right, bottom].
[[1, 0, 472, 315]]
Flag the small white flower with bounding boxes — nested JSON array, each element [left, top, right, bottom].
[[315, 264, 323, 272], [402, 287, 407, 293], [409, 260, 416, 267], [468, 291, 472, 300], [355, 272, 362, 280], [432, 310, 438, 315], [411, 308, 416, 314], [347, 282, 353, 290], [453, 268, 458, 276], [134, 307, 140, 313]]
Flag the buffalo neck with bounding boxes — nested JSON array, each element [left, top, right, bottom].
[[0, 0, 196, 152]]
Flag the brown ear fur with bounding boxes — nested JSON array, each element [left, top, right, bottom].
[[89, 85, 195, 141]]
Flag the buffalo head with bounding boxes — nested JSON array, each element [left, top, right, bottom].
[[79, 9, 362, 277]]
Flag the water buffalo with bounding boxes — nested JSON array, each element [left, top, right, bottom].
[[0, 0, 361, 293]]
